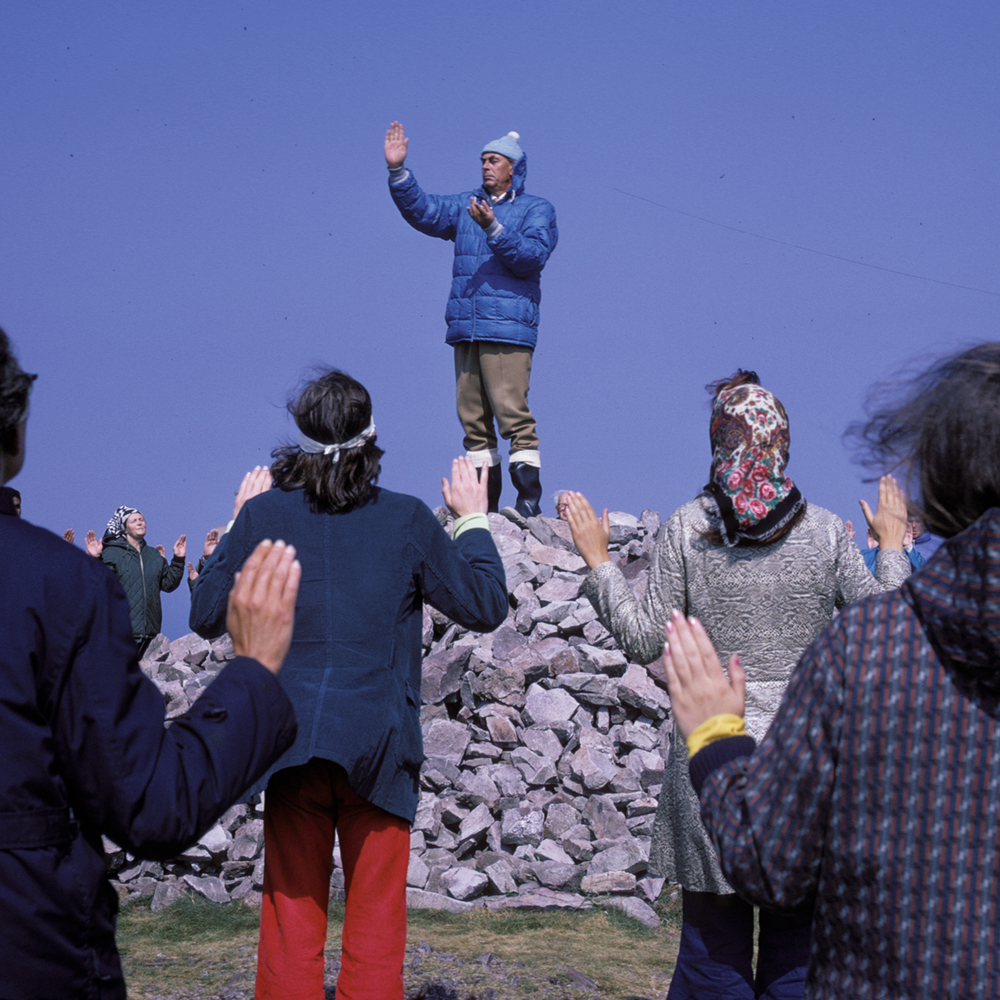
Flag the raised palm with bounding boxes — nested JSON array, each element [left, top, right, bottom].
[[384, 121, 409, 169]]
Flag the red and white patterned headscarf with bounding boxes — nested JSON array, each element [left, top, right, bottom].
[[705, 383, 804, 547]]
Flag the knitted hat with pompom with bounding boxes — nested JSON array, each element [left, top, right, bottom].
[[482, 131, 523, 163]]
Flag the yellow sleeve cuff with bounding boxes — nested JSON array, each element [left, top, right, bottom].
[[687, 714, 747, 758], [453, 512, 489, 539]]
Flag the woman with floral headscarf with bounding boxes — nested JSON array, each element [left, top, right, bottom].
[[566, 371, 911, 1000]]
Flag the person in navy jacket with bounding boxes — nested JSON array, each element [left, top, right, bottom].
[[189, 368, 507, 1000], [385, 121, 558, 519], [0, 327, 301, 1000]]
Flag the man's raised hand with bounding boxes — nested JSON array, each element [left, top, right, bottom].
[[441, 457, 488, 518], [859, 474, 908, 552], [85, 530, 103, 557], [227, 539, 301, 675], [385, 121, 409, 169], [233, 466, 273, 521], [173, 535, 187, 559], [565, 492, 611, 569]]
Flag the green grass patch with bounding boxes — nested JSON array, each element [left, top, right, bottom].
[[118, 892, 682, 999]]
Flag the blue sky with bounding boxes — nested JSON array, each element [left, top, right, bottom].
[[3, 2, 997, 639]]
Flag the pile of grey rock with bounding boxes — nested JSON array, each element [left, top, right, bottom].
[[110, 509, 673, 928]]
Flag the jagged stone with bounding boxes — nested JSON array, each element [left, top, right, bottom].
[[421, 646, 473, 704], [484, 714, 517, 746], [406, 888, 475, 913], [581, 871, 636, 894], [471, 666, 526, 708], [554, 672, 620, 706], [522, 684, 578, 727], [150, 879, 186, 911], [500, 807, 544, 846], [482, 887, 592, 911], [529, 860, 579, 890], [183, 874, 230, 904], [197, 824, 230, 856], [637, 875, 666, 903], [535, 839, 575, 865], [522, 728, 563, 760], [534, 576, 582, 604], [141, 633, 172, 663], [485, 861, 517, 895], [544, 802, 582, 840], [618, 719, 661, 752], [587, 839, 646, 876], [617, 663, 671, 720], [528, 544, 586, 573], [441, 867, 489, 901], [231, 819, 264, 860], [549, 647, 581, 676], [570, 747, 619, 791], [604, 894, 661, 928], [576, 644, 628, 676], [458, 803, 494, 843], [583, 795, 631, 840], [422, 719, 471, 765]]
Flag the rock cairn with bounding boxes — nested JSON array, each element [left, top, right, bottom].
[[110, 510, 672, 928]]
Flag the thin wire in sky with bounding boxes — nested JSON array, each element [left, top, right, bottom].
[[613, 188, 1000, 297]]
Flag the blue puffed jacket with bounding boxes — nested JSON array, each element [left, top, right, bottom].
[[389, 153, 558, 349], [190, 486, 508, 823]]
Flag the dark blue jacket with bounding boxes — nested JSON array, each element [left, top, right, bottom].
[[0, 513, 297, 999], [190, 486, 507, 822], [389, 153, 558, 349]]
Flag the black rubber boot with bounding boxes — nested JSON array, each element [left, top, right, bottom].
[[509, 462, 542, 518], [487, 464, 503, 513]]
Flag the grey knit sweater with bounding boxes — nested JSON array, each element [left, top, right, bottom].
[[582, 494, 911, 892]]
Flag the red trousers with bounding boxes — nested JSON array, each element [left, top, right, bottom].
[[255, 758, 411, 1000]]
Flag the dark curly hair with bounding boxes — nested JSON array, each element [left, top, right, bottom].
[[270, 368, 384, 514], [847, 343, 1000, 538], [0, 326, 37, 456], [705, 368, 760, 400]]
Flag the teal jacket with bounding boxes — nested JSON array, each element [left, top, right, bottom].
[[100, 536, 184, 641]]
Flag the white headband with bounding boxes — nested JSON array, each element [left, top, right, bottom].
[[299, 420, 376, 463]]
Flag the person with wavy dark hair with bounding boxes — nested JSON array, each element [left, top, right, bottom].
[[190, 367, 508, 1000], [565, 371, 912, 1000], [662, 342, 1000, 998]]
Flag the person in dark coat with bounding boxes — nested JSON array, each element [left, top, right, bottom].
[[0, 325, 301, 1000], [84, 506, 186, 655], [190, 368, 508, 1000], [662, 343, 1000, 998]]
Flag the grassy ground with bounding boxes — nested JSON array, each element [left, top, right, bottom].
[[118, 893, 682, 999]]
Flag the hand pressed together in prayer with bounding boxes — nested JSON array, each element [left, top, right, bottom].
[[441, 457, 488, 518], [233, 466, 273, 521], [227, 539, 301, 675], [564, 492, 612, 569], [859, 474, 908, 551], [661, 609, 746, 742]]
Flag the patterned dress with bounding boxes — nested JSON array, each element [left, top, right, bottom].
[[582, 494, 910, 892]]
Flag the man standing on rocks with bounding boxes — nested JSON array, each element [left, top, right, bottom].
[[385, 121, 558, 520]]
